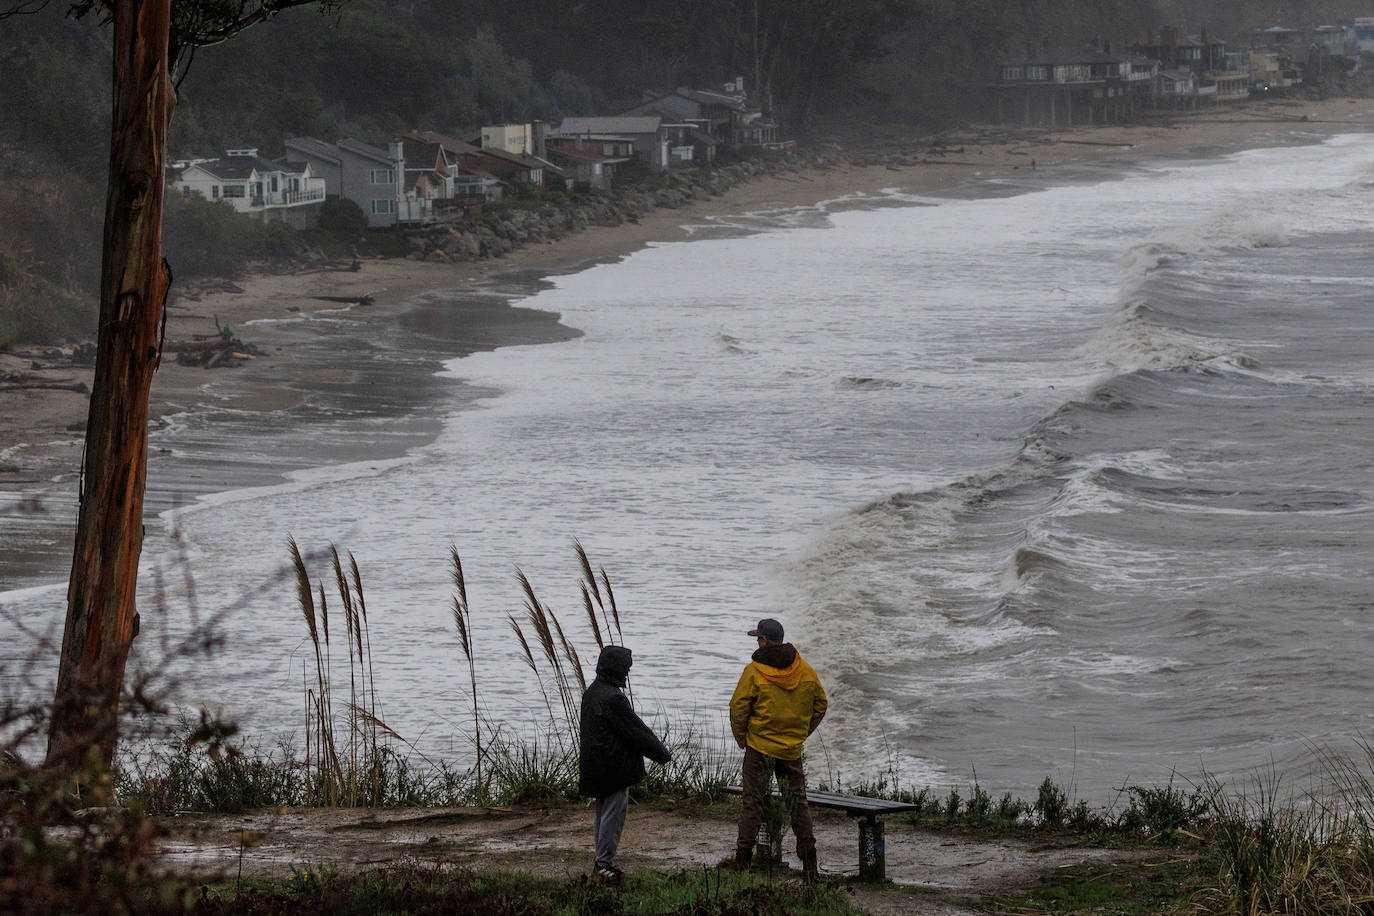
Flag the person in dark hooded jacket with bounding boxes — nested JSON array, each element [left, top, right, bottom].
[[579, 645, 671, 881]]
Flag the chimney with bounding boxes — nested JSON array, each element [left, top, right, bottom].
[[532, 120, 546, 159]]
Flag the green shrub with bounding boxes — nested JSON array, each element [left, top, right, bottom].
[[1034, 777, 1069, 827], [317, 196, 368, 242], [1118, 777, 1207, 836], [0, 247, 95, 347]]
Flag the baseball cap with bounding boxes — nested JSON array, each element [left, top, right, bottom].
[[748, 618, 784, 641]]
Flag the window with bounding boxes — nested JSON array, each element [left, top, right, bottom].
[[222, 185, 246, 198], [212, 186, 219, 198], [270, 176, 279, 192], [369, 169, 394, 184], [370, 199, 393, 214]]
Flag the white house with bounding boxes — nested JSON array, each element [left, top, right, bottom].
[[177, 147, 326, 228]]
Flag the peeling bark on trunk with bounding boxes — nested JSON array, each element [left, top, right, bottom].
[[46, 0, 174, 772]]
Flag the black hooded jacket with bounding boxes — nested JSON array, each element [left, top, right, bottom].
[[578, 646, 671, 799]]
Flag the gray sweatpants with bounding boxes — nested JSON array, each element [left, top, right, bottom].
[[592, 787, 629, 870]]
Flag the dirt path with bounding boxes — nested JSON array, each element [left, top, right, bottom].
[[154, 804, 1142, 914]]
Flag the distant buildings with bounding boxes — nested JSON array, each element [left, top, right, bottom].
[[993, 21, 1363, 127], [172, 76, 780, 227]]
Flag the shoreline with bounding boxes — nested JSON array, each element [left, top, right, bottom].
[[3, 97, 1373, 590]]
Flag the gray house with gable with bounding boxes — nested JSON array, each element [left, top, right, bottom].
[[284, 136, 410, 227]]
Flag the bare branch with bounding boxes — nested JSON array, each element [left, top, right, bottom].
[[0, 1, 47, 20]]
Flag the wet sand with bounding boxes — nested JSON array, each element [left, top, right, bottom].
[[3, 97, 1372, 590]]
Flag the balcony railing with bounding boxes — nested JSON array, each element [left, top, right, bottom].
[[249, 187, 326, 208]]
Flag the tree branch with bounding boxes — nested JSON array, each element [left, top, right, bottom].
[[0, 0, 48, 19], [65, 0, 343, 69]]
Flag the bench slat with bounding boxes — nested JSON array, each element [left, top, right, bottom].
[[722, 785, 918, 815]]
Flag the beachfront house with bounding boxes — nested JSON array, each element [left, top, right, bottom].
[[618, 78, 781, 151], [1348, 18, 1374, 53], [553, 116, 698, 174], [1247, 49, 1301, 93], [470, 145, 548, 188], [543, 134, 637, 190], [1131, 28, 1228, 76], [284, 136, 418, 228], [412, 129, 550, 191], [1312, 24, 1357, 56], [403, 131, 505, 204], [1251, 26, 1301, 50], [176, 146, 326, 228], [992, 43, 1143, 126], [1155, 68, 1196, 100], [480, 122, 547, 158]]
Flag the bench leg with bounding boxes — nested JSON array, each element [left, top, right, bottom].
[[756, 823, 783, 865], [858, 815, 885, 882]]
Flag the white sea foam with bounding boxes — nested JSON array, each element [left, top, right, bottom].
[[1073, 301, 1246, 370]]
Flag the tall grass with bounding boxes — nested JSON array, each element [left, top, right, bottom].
[[449, 546, 482, 799], [289, 538, 418, 807], [279, 539, 729, 808], [1192, 746, 1374, 915]]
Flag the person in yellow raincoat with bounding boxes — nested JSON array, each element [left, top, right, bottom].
[[728, 617, 827, 880]]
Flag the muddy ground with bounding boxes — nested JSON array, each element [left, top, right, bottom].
[[153, 804, 1147, 914]]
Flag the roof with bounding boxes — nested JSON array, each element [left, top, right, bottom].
[[406, 130, 480, 157], [1003, 45, 1125, 66], [187, 153, 289, 181], [534, 157, 568, 178], [472, 146, 544, 170], [557, 116, 662, 136], [284, 136, 342, 163], [677, 87, 747, 111], [628, 87, 748, 114], [337, 137, 394, 164], [185, 159, 253, 181], [549, 133, 637, 144], [1158, 68, 1195, 81], [546, 146, 632, 165], [401, 140, 446, 171]]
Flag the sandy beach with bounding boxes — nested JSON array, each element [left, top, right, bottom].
[[3, 96, 1372, 588]]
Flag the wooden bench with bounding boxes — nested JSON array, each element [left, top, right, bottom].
[[722, 785, 918, 881]]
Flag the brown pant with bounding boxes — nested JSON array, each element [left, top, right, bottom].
[[736, 746, 816, 858]]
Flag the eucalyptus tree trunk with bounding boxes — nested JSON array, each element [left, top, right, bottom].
[[46, 0, 174, 772]]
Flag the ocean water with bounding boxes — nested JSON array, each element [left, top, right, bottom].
[[4, 130, 1374, 801]]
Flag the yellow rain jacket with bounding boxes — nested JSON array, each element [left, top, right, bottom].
[[729, 643, 827, 760]]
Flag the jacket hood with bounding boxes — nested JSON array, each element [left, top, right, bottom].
[[596, 645, 633, 686], [751, 643, 803, 689]]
